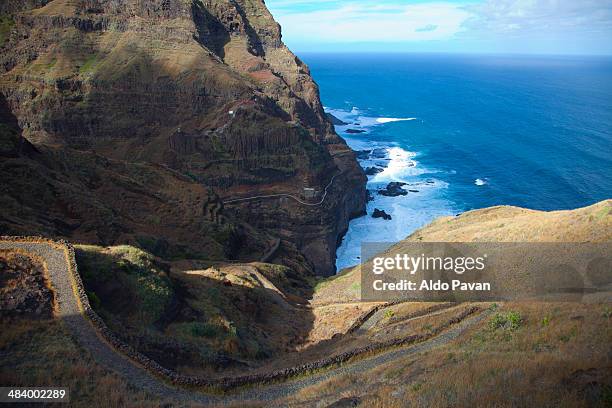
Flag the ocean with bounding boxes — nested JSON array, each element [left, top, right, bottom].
[[298, 53, 612, 272]]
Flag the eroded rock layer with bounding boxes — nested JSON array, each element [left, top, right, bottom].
[[0, 0, 366, 275]]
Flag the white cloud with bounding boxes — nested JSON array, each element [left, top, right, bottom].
[[274, 2, 472, 43], [464, 0, 612, 35], [267, 0, 612, 54]]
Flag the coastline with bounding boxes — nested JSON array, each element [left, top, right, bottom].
[[328, 107, 457, 272]]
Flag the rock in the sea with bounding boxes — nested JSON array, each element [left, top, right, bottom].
[[408, 189, 419, 193], [371, 148, 387, 159], [372, 208, 392, 220], [366, 190, 374, 202], [326, 112, 348, 126], [364, 167, 384, 176], [378, 182, 408, 197], [356, 150, 371, 159], [345, 129, 366, 134]]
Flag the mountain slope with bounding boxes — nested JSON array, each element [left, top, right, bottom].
[[0, 0, 366, 275]]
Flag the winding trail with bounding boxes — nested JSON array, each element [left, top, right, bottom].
[[354, 302, 458, 334], [223, 174, 339, 206], [0, 238, 489, 406]]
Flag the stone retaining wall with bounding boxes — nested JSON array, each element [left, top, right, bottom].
[[1, 236, 481, 391], [345, 299, 451, 334]]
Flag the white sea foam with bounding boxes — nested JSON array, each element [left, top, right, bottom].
[[335, 193, 455, 271], [376, 117, 417, 124], [373, 147, 423, 182], [335, 143, 453, 271], [324, 107, 417, 131], [324, 106, 456, 271], [475, 178, 487, 186]]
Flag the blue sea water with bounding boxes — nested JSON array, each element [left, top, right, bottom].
[[298, 53, 612, 271]]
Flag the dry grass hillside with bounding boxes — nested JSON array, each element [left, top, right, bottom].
[[290, 200, 611, 407], [314, 200, 612, 304], [2, 201, 609, 407], [408, 199, 611, 242], [0, 249, 164, 406], [49, 201, 612, 384], [289, 301, 612, 408]]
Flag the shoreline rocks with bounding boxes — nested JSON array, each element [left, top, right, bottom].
[[378, 182, 408, 197], [356, 150, 371, 159], [326, 112, 347, 125], [364, 167, 384, 176], [372, 209, 392, 220], [366, 190, 374, 202], [371, 148, 387, 159]]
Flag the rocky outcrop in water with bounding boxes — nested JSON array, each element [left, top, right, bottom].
[[0, 0, 366, 275], [364, 167, 384, 176], [372, 209, 391, 220], [378, 182, 408, 197], [325, 113, 347, 126]]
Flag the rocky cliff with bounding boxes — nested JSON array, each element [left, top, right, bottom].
[[0, 0, 366, 275]]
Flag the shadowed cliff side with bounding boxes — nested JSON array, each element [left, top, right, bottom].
[[0, 0, 366, 275]]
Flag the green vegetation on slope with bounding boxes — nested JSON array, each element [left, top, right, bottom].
[[75, 245, 315, 376], [78, 54, 100, 75], [76, 245, 174, 327], [0, 15, 14, 44]]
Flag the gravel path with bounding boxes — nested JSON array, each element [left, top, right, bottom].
[[223, 174, 339, 206], [237, 309, 491, 403], [0, 240, 489, 406], [355, 303, 458, 334]]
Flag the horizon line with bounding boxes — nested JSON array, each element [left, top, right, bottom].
[[291, 50, 612, 58]]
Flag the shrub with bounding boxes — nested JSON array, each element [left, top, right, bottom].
[[489, 311, 523, 331], [558, 327, 578, 343], [190, 322, 218, 338], [506, 311, 523, 330], [489, 313, 507, 329], [411, 382, 423, 392], [227, 322, 238, 338], [384, 309, 395, 319], [86, 290, 101, 310], [0, 15, 14, 44]]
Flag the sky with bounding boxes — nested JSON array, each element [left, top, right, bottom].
[[265, 0, 612, 55]]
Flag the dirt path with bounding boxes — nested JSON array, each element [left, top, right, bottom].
[[223, 174, 339, 206], [355, 303, 458, 334], [0, 239, 489, 406], [239, 309, 491, 403]]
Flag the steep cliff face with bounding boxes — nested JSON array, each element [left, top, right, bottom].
[[0, 0, 366, 275]]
